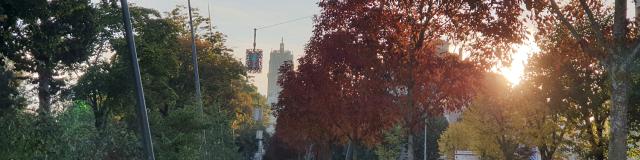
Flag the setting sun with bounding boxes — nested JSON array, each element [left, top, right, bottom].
[[499, 39, 540, 86]]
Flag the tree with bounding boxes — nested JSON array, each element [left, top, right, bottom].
[[375, 125, 405, 160], [527, 1, 640, 158], [73, 63, 119, 131], [630, 57, 640, 158], [522, 24, 611, 159], [0, 0, 98, 117], [275, 0, 529, 159], [439, 73, 534, 160], [514, 80, 571, 160], [438, 122, 472, 160], [0, 61, 24, 113], [382, 116, 447, 160], [264, 134, 301, 160], [69, 4, 269, 159], [466, 74, 534, 160], [2, 1, 268, 158], [415, 116, 448, 160]]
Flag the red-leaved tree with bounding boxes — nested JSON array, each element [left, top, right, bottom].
[[274, 0, 530, 159]]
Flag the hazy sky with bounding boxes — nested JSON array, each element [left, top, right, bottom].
[[121, 0, 320, 96], [104, 0, 637, 95]]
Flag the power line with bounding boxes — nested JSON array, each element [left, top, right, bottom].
[[256, 15, 313, 30], [252, 15, 314, 51]]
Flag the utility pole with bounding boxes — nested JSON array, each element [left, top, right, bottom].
[[253, 107, 264, 160], [250, 25, 261, 160], [187, 0, 203, 114], [119, 0, 155, 159], [187, 0, 206, 158], [253, 28, 257, 51]]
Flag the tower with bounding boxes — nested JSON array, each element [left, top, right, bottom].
[[636, 0, 640, 22], [266, 38, 293, 132], [267, 38, 293, 105]]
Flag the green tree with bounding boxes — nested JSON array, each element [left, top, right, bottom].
[[438, 122, 472, 160], [375, 125, 405, 160], [0, 112, 40, 159], [415, 116, 448, 160], [70, 4, 268, 159], [0, 0, 98, 117], [523, 33, 610, 159], [0, 61, 24, 113], [514, 81, 571, 160]]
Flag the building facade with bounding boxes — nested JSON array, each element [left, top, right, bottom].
[[266, 39, 293, 133]]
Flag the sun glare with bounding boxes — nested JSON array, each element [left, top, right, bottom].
[[499, 40, 540, 86]]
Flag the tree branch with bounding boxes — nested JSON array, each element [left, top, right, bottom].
[[549, 0, 585, 43], [613, 0, 627, 49], [549, 0, 602, 59], [578, 0, 612, 54], [612, 0, 631, 69]]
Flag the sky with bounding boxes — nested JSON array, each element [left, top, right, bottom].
[[104, 0, 639, 94], [118, 0, 530, 95], [122, 0, 320, 96]]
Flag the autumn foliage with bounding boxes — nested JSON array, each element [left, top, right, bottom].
[[272, 0, 530, 158], [526, 1, 640, 158]]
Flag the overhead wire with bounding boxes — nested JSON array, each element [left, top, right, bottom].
[[256, 15, 314, 30]]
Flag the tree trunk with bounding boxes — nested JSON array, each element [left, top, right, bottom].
[[94, 108, 108, 131], [498, 136, 516, 160], [607, 67, 630, 160], [345, 140, 352, 160], [305, 144, 314, 160], [594, 120, 606, 160], [610, 0, 630, 157], [593, 147, 605, 160], [317, 143, 333, 160], [540, 146, 554, 160], [352, 142, 360, 160], [408, 133, 415, 160], [584, 115, 606, 160], [37, 68, 52, 117], [90, 97, 109, 131]]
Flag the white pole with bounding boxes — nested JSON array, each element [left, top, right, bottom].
[[424, 118, 427, 160]]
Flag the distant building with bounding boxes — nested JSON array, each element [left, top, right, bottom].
[[636, 1, 640, 21], [266, 38, 293, 133], [432, 39, 450, 57]]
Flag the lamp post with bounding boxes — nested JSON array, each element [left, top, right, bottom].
[[253, 107, 264, 160]]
